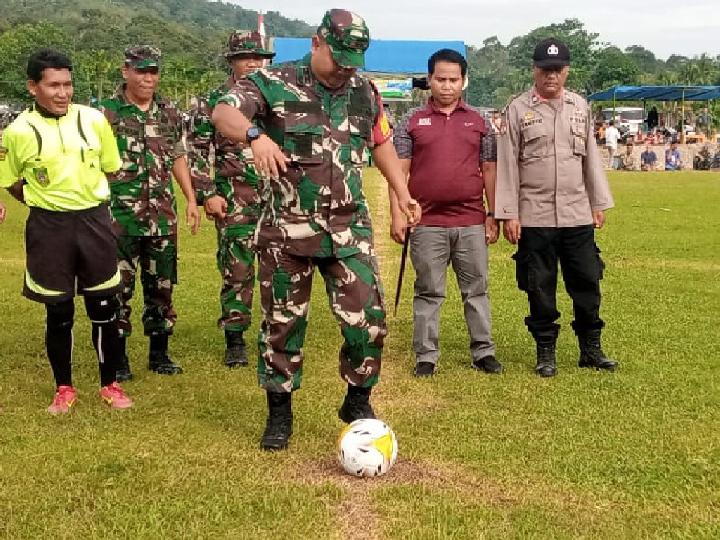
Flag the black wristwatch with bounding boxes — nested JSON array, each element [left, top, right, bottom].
[[246, 126, 265, 144], [486, 211, 495, 218]]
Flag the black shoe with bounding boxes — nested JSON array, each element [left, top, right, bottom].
[[148, 334, 183, 375], [261, 392, 293, 451], [535, 343, 557, 378], [472, 355, 503, 374], [413, 361, 436, 378], [224, 331, 248, 368], [578, 330, 618, 371], [116, 337, 133, 382], [338, 385, 376, 424]]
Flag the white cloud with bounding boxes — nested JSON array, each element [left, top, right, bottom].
[[227, 0, 718, 59]]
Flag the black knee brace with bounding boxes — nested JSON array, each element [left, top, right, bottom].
[[84, 295, 119, 324], [46, 300, 75, 330]]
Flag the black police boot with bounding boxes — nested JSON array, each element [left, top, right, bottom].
[[261, 391, 293, 451], [578, 330, 618, 371], [148, 334, 183, 375], [224, 330, 248, 368], [116, 336, 133, 382], [535, 341, 557, 378], [338, 385, 376, 424]]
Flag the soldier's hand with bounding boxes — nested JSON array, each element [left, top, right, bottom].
[[390, 212, 407, 244], [0, 202, 6, 224], [503, 219, 521, 244], [250, 135, 289, 179], [186, 201, 201, 235], [204, 195, 227, 220], [593, 210, 606, 229], [485, 216, 499, 245]]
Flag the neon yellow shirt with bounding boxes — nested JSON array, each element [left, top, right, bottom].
[[0, 104, 122, 211]]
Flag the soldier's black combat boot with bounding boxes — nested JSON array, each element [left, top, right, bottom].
[[338, 385, 376, 423], [261, 391, 293, 451], [148, 334, 183, 375], [116, 336, 133, 382], [578, 330, 618, 371], [535, 341, 558, 378], [224, 331, 248, 368]]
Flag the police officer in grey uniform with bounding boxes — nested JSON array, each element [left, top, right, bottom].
[[496, 38, 618, 377]]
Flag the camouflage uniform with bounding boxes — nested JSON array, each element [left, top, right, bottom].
[[99, 46, 186, 338], [217, 13, 393, 393], [187, 31, 273, 335]]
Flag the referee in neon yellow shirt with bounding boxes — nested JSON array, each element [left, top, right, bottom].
[[0, 49, 134, 414]]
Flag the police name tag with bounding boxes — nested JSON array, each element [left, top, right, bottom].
[[34, 166, 50, 186]]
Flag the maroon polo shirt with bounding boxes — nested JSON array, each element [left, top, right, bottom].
[[394, 99, 492, 227]]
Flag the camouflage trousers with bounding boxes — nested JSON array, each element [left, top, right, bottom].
[[257, 247, 387, 393], [216, 222, 256, 333], [116, 235, 178, 337]]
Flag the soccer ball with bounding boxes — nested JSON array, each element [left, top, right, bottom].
[[337, 419, 398, 477]]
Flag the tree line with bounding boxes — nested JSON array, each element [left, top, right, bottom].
[[2, 2, 719, 123]]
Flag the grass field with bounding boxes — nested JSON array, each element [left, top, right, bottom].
[[1, 170, 719, 539]]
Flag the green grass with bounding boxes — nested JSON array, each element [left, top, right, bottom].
[[1, 170, 719, 539]]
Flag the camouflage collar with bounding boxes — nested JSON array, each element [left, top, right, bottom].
[[296, 53, 364, 93], [113, 83, 170, 113]]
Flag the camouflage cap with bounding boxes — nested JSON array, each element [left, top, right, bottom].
[[124, 45, 162, 69], [225, 30, 275, 59], [317, 9, 369, 69]]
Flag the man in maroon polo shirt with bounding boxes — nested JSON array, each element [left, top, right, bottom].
[[391, 48, 500, 377]]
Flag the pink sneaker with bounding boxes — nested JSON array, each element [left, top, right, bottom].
[[99, 382, 133, 410], [47, 385, 78, 415]]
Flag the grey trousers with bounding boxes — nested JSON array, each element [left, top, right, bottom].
[[409, 225, 495, 365]]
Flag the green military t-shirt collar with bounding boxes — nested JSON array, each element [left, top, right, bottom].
[[113, 83, 164, 116], [295, 52, 363, 96]]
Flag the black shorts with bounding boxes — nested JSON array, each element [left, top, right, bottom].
[[23, 204, 122, 304]]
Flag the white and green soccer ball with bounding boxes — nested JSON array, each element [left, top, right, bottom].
[[337, 419, 398, 477]]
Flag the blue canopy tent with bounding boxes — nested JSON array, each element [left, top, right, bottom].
[[271, 38, 466, 101], [272, 38, 466, 75], [587, 85, 720, 142], [588, 85, 720, 102]]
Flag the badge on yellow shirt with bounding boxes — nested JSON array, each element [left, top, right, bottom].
[[34, 166, 50, 187], [0, 146, 7, 161]]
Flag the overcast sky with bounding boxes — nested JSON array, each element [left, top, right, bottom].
[[229, 0, 718, 60]]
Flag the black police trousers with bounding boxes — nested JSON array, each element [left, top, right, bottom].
[[512, 225, 605, 342]]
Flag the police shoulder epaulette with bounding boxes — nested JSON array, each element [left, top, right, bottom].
[[564, 88, 587, 105], [501, 90, 526, 115]]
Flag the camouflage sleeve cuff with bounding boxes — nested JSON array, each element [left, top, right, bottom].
[[192, 178, 216, 205], [217, 93, 242, 109], [217, 91, 259, 120], [393, 111, 413, 159], [370, 81, 392, 147], [482, 131, 498, 162]]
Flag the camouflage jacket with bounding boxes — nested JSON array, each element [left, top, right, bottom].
[[99, 85, 186, 236], [218, 54, 389, 257], [187, 77, 262, 228]]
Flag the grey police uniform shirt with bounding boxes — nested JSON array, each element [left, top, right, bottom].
[[496, 88, 614, 227]]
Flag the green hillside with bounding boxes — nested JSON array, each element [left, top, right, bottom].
[[0, 0, 315, 103]]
